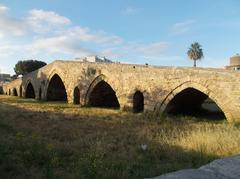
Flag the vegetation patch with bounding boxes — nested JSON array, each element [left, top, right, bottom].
[[0, 95, 239, 179]]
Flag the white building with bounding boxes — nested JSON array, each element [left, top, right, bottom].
[[75, 56, 113, 63], [0, 73, 11, 84]]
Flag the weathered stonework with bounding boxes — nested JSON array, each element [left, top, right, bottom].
[[3, 60, 240, 122]]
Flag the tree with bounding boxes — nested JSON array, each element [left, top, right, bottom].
[[14, 60, 47, 75], [187, 42, 203, 67]]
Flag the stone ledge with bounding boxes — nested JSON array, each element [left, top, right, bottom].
[[148, 155, 240, 179]]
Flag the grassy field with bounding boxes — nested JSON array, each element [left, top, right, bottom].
[[0, 95, 240, 179]]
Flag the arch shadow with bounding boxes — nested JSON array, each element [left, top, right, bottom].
[[133, 91, 144, 113], [159, 81, 229, 121], [73, 86, 80, 104], [46, 74, 67, 102], [38, 87, 42, 100], [85, 75, 120, 109], [12, 88, 18, 96], [19, 86, 22, 97], [25, 82, 35, 99]]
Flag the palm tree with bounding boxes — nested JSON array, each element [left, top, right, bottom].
[[187, 42, 203, 67]]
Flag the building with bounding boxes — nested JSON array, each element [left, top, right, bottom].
[[0, 73, 11, 84], [225, 54, 240, 71], [75, 56, 113, 63], [0, 73, 11, 94]]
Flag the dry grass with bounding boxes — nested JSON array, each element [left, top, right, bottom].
[[0, 95, 240, 179]]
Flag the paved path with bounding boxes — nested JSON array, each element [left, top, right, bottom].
[[149, 155, 240, 179]]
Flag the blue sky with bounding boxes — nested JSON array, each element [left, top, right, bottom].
[[0, 0, 239, 74]]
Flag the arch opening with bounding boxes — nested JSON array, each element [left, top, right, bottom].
[[47, 74, 67, 102], [8, 89, 11, 95], [38, 87, 42, 100], [13, 88, 18, 96], [164, 87, 226, 120], [133, 91, 144, 113], [0, 86, 3, 94], [19, 86, 22, 97], [25, 83, 35, 99], [73, 87, 80, 104], [88, 80, 120, 108]]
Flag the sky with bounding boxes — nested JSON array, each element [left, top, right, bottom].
[[0, 0, 239, 74]]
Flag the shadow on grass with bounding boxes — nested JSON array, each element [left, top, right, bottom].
[[166, 110, 226, 121], [0, 97, 219, 179]]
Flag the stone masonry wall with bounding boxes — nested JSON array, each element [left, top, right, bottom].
[[3, 60, 240, 122]]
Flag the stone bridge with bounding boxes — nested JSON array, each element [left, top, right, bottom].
[[2, 60, 240, 122]]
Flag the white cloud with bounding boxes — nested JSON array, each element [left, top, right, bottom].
[[26, 25, 123, 57], [0, 5, 9, 13], [121, 7, 140, 15], [0, 5, 122, 44], [0, 5, 171, 73], [0, 44, 16, 57], [27, 9, 71, 33], [0, 7, 72, 38], [0, 6, 27, 37], [100, 41, 170, 60], [126, 42, 170, 56], [0, 64, 11, 73], [0, 36, 95, 60], [29, 36, 95, 57], [171, 20, 195, 35], [66, 27, 123, 45], [0, 5, 123, 59], [100, 47, 124, 59]]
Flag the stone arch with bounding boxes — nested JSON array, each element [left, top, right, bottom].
[[12, 88, 18, 96], [25, 82, 36, 99], [86, 75, 120, 108], [159, 81, 230, 120], [133, 91, 144, 113], [73, 86, 80, 104], [46, 73, 67, 102]]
